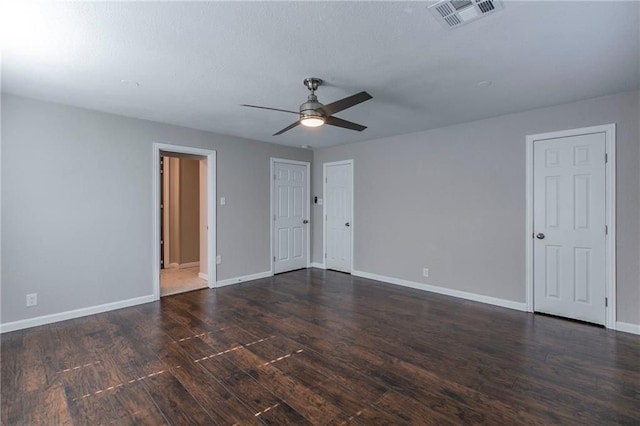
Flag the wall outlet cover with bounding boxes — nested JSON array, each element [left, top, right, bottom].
[[26, 293, 38, 307]]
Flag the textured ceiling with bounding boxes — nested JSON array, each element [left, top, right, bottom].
[[1, 1, 639, 148]]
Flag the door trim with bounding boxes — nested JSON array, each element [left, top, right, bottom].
[[270, 158, 311, 274], [323, 159, 354, 273], [153, 143, 216, 300], [525, 124, 616, 328]]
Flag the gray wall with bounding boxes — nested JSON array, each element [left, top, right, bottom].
[[312, 90, 640, 326], [1, 94, 312, 324]]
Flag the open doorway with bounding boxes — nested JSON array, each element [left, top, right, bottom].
[[160, 154, 206, 295], [153, 143, 216, 300]]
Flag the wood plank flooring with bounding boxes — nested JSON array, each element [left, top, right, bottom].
[[2, 268, 639, 425]]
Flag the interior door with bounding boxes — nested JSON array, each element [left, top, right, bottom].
[[325, 162, 353, 273], [273, 161, 308, 273], [533, 132, 606, 325]]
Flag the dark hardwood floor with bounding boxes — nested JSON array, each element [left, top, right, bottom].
[[2, 268, 639, 425]]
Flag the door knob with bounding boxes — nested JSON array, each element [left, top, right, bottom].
[[345, 222, 350, 227], [536, 233, 545, 239], [303, 219, 309, 224]]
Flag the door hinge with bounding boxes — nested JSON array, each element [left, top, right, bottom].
[[273, 215, 276, 221], [273, 256, 276, 262], [325, 177, 327, 183], [605, 225, 608, 235], [605, 297, 608, 307], [605, 153, 608, 163]]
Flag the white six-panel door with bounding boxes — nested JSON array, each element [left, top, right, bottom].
[[533, 132, 607, 325], [325, 161, 353, 273], [273, 161, 308, 274]]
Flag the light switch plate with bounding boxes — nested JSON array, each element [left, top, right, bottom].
[[220, 197, 226, 205]]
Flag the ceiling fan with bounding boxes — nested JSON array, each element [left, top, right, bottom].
[[242, 78, 372, 136]]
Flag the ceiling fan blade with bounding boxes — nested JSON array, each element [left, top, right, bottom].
[[320, 91, 372, 116], [273, 121, 301, 136], [325, 116, 367, 132], [242, 104, 299, 115]]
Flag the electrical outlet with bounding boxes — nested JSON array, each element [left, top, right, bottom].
[[26, 293, 38, 307], [422, 268, 429, 278], [216, 255, 222, 264]]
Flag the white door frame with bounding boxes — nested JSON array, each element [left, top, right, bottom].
[[322, 159, 354, 272], [525, 124, 616, 328], [161, 157, 172, 268], [270, 158, 311, 274], [153, 143, 216, 300]]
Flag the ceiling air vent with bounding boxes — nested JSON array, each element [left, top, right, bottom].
[[428, 0, 503, 29]]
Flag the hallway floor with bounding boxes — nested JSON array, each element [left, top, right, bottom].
[[160, 266, 207, 296]]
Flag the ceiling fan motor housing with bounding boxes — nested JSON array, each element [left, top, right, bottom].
[[299, 94, 325, 121]]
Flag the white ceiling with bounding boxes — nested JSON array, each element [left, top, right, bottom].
[[1, 1, 638, 148]]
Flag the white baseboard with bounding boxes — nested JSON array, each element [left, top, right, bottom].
[[198, 272, 208, 281], [351, 270, 528, 312], [615, 321, 640, 335], [179, 262, 199, 269], [0, 294, 156, 334], [216, 271, 272, 288], [310, 262, 326, 269]]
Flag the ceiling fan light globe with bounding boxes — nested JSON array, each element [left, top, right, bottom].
[[301, 117, 325, 127]]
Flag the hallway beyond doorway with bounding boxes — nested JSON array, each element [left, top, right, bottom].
[[160, 266, 207, 296]]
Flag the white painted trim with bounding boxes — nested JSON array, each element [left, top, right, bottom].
[[310, 262, 326, 269], [525, 124, 616, 328], [0, 92, 2, 333], [270, 158, 312, 274], [153, 143, 216, 300], [615, 322, 640, 335], [162, 157, 171, 268], [323, 160, 355, 273], [0, 295, 156, 334], [352, 270, 527, 312], [525, 134, 534, 312], [179, 262, 199, 269], [198, 272, 209, 281], [216, 271, 273, 287]]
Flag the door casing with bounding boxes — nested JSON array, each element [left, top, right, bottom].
[[153, 143, 216, 300], [525, 124, 616, 329], [322, 159, 354, 273], [270, 158, 311, 274]]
